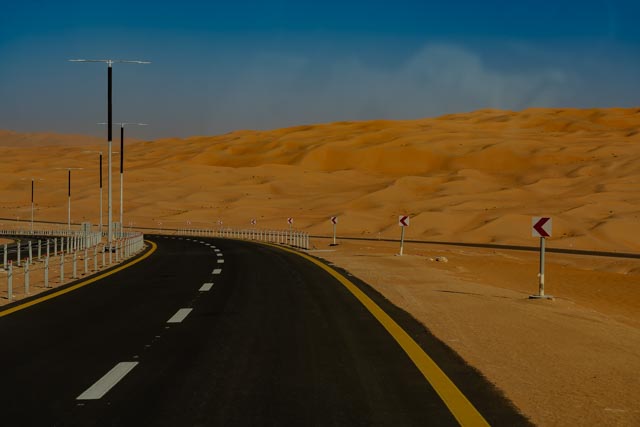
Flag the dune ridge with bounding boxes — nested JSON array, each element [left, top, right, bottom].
[[0, 107, 639, 254]]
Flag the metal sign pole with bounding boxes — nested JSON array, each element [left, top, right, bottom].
[[399, 226, 405, 256], [333, 223, 336, 245], [530, 218, 553, 300], [539, 237, 546, 296]]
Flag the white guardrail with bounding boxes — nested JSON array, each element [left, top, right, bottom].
[[0, 230, 145, 302], [178, 228, 310, 250]]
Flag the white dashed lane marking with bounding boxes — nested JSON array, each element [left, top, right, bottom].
[[217, 259, 224, 264], [76, 362, 139, 400], [167, 308, 193, 324], [212, 268, 222, 275], [199, 283, 214, 292]]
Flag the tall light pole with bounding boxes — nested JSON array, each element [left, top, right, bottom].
[[56, 168, 83, 231], [69, 59, 150, 244], [83, 151, 103, 234], [21, 177, 44, 233], [99, 122, 147, 237]]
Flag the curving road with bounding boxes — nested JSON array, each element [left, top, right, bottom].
[[0, 235, 530, 426]]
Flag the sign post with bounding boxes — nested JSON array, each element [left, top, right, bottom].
[[330, 216, 338, 246], [398, 215, 409, 256], [530, 217, 554, 300]]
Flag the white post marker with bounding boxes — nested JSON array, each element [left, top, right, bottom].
[[287, 217, 293, 245], [530, 217, 554, 300], [330, 216, 338, 246], [398, 215, 409, 256]]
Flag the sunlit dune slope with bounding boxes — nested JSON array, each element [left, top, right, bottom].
[[1, 107, 639, 253]]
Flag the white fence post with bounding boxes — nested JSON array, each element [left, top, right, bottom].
[[38, 240, 42, 260], [72, 251, 78, 279], [3, 243, 6, 270], [60, 252, 65, 283], [24, 258, 30, 294], [17, 241, 21, 267], [28, 241, 33, 264], [45, 256, 49, 288], [84, 248, 88, 275], [7, 261, 13, 301]]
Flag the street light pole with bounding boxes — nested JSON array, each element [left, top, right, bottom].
[[99, 122, 147, 237], [69, 58, 150, 244], [99, 152, 103, 234], [108, 62, 113, 242], [56, 168, 83, 231], [68, 169, 71, 230], [83, 151, 103, 234], [21, 177, 44, 233], [119, 125, 123, 236]]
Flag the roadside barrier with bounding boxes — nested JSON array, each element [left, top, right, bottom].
[[170, 227, 310, 250], [1, 230, 147, 305]]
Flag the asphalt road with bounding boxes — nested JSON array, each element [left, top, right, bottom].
[[0, 235, 530, 426]]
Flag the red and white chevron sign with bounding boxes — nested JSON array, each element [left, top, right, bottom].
[[532, 217, 552, 238], [250, 219, 257, 225], [330, 216, 337, 225], [287, 217, 293, 225], [398, 215, 410, 227]]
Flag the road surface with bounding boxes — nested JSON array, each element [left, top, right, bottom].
[[0, 235, 529, 426]]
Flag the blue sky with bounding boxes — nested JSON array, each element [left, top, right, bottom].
[[1, 0, 639, 139]]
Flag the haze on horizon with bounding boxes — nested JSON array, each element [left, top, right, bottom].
[[1, 0, 639, 141]]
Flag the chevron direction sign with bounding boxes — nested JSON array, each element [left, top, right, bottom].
[[532, 217, 552, 238], [398, 215, 410, 227], [287, 217, 293, 225], [330, 216, 337, 225]]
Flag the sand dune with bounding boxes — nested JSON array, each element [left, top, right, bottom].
[[1, 107, 639, 253]]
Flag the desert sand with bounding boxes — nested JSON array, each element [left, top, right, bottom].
[[1, 107, 639, 425]]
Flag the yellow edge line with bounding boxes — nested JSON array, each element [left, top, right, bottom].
[[0, 240, 158, 319], [271, 243, 490, 427]]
